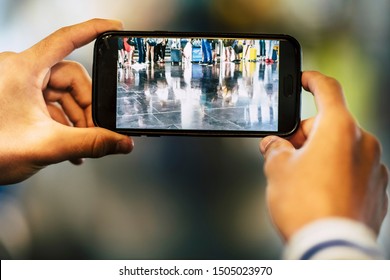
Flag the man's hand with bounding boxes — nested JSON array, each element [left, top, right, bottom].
[[260, 71, 388, 241], [0, 19, 133, 185]]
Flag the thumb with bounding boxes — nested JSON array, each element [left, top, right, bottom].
[[260, 136, 295, 161], [50, 126, 133, 163], [25, 19, 123, 71]]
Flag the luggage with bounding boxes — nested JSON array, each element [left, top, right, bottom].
[[248, 47, 257, 62], [191, 46, 202, 63], [170, 48, 182, 65], [272, 45, 278, 61], [191, 64, 203, 79], [191, 39, 202, 48]]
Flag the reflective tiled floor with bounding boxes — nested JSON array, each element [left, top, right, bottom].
[[117, 60, 279, 132]]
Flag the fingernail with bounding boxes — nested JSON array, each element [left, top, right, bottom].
[[116, 138, 133, 154], [260, 136, 277, 155]]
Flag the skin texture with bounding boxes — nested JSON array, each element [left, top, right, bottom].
[[0, 19, 134, 185], [260, 71, 389, 241]]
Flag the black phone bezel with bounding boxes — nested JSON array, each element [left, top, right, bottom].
[[92, 31, 301, 137]]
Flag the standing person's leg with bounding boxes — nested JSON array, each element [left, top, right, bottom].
[[260, 40, 265, 60], [227, 46, 233, 62], [146, 43, 150, 63], [150, 45, 155, 63], [136, 38, 145, 63], [212, 40, 218, 63], [201, 39, 207, 64], [118, 38, 125, 67], [205, 40, 212, 64], [265, 40, 274, 63], [130, 46, 135, 64], [161, 42, 166, 62], [155, 43, 162, 62]]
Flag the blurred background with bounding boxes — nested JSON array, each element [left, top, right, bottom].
[[0, 0, 389, 259]]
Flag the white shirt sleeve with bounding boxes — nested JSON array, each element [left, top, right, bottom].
[[283, 217, 384, 259]]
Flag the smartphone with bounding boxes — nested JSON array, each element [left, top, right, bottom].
[[92, 31, 301, 137]]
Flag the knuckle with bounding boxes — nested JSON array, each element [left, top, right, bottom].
[[68, 61, 89, 79], [0, 51, 17, 62], [0, 52, 25, 70], [382, 189, 388, 220], [89, 133, 107, 158], [383, 165, 389, 187], [58, 60, 84, 72], [326, 76, 342, 90], [319, 74, 343, 92], [337, 113, 358, 137], [68, 60, 83, 69], [87, 131, 118, 158], [362, 131, 382, 160], [74, 115, 87, 128]]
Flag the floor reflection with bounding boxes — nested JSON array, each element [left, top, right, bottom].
[[117, 61, 278, 132]]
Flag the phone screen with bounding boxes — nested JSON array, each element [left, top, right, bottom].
[[93, 32, 301, 137], [116, 37, 279, 132]]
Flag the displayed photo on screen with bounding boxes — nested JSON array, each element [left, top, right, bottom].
[[116, 37, 279, 132]]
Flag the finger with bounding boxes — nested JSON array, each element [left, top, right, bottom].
[[44, 61, 92, 127], [260, 136, 295, 178], [44, 125, 134, 164], [260, 136, 295, 160], [377, 164, 389, 231], [85, 105, 94, 127], [360, 129, 382, 165], [44, 61, 94, 127], [46, 103, 72, 126], [287, 118, 315, 148], [44, 61, 92, 109], [381, 164, 389, 208], [301, 71, 360, 149], [46, 103, 85, 165], [24, 18, 123, 70], [301, 71, 347, 113], [44, 89, 87, 128], [70, 158, 84, 165]]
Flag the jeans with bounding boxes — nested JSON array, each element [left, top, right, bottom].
[[201, 39, 212, 63], [136, 38, 145, 63]]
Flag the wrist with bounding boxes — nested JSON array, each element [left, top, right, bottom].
[[283, 217, 383, 259]]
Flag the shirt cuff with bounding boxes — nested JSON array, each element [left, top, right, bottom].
[[283, 217, 383, 260]]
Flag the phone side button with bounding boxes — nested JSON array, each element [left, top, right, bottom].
[[283, 75, 293, 97]]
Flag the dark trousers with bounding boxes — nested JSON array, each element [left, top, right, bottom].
[[136, 38, 145, 63]]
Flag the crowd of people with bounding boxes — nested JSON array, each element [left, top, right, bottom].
[[118, 37, 279, 68]]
